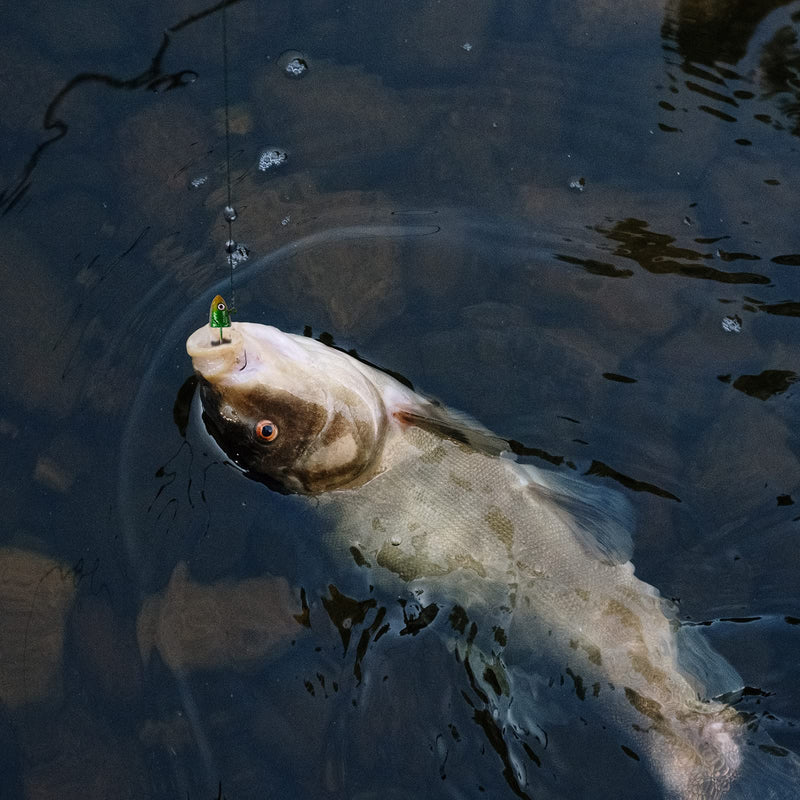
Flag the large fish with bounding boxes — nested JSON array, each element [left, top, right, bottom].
[[186, 317, 797, 799]]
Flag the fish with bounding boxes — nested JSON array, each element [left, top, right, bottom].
[[186, 316, 799, 799]]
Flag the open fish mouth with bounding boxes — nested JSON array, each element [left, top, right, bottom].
[[186, 323, 247, 382]]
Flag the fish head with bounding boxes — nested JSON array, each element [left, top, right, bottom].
[[186, 321, 390, 494]]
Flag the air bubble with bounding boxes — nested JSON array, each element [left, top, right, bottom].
[[277, 50, 309, 79], [223, 205, 237, 222], [390, 536, 402, 546], [225, 239, 237, 254], [258, 148, 288, 171]]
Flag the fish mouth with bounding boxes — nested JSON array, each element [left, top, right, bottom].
[[186, 323, 247, 382]]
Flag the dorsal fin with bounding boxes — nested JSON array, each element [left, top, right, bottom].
[[518, 464, 635, 565], [675, 623, 743, 701]]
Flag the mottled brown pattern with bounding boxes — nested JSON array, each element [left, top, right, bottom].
[[449, 472, 473, 491], [569, 637, 603, 666], [605, 598, 642, 631], [485, 506, 514, 550], [625, 686, 666, 724], [375, 541, 448, 582], [631, 651, 671, 687]]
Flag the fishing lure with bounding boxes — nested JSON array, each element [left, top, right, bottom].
[[209, 294, 233, 342]]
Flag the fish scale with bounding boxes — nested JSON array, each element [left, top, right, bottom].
[[321, 423, 738, 796]]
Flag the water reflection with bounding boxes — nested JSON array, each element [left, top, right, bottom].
[[598, 218, 771, 283], [663, 0, 796, 66], [730, 368, 798, 399], [662, 0, 800, 139]]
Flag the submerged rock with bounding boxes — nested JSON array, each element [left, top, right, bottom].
[[137, 562, 300, 672], [0, 548, 76, 709]]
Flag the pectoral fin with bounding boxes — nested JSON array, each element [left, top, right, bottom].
[[393, 403, 510, 457]]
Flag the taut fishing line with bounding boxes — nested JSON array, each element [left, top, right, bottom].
[[221, 0, 237, 311]]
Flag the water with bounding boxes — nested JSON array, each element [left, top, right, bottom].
[[1, 1, 800, 798]]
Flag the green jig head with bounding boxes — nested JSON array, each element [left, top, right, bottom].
[[209, 294, 232, 342]]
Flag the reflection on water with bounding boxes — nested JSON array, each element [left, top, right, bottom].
[[664, 0, 800, 139], [1, 0, 799, 797]]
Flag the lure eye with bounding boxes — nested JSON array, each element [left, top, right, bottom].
[[255, 419, 278, 442], [217, 302, 226, 311]]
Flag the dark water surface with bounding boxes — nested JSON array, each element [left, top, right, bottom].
[[2, 1, 800, 798]]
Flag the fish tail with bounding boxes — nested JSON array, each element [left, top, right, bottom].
[[656, 707, 800, 800], [652, 707, 741, 800]]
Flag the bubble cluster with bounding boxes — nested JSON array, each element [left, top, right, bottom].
[[223, 241, 250, 268], [277, 50, 309, 79], [258, 148, 288, 171], [235, 244, 249, 264], [721, 315, 742, 334], [568, 176, 586, 192]]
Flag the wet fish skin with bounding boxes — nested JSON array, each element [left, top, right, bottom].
[[186, 320, 787, 799]]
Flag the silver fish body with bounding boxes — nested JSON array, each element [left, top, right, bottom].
[[186, 320, 795, 799]]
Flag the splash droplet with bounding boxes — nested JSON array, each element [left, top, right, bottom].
[[189, 175, 208, 190]]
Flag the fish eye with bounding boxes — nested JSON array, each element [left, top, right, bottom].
[[255, 419, 278, 442], [217, 302, 226, 311]]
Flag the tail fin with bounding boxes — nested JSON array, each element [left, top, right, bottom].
[[660, 708, 800, 800]]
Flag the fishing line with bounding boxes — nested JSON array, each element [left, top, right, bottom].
[[221, 0, 237, 310]]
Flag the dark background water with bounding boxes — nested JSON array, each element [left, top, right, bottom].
[[1, 1, 800, 798]]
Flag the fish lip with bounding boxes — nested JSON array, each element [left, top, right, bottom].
[[186, 323, 247, 381]]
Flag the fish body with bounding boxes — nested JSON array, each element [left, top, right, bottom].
[[186, 319, 792, 798]]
